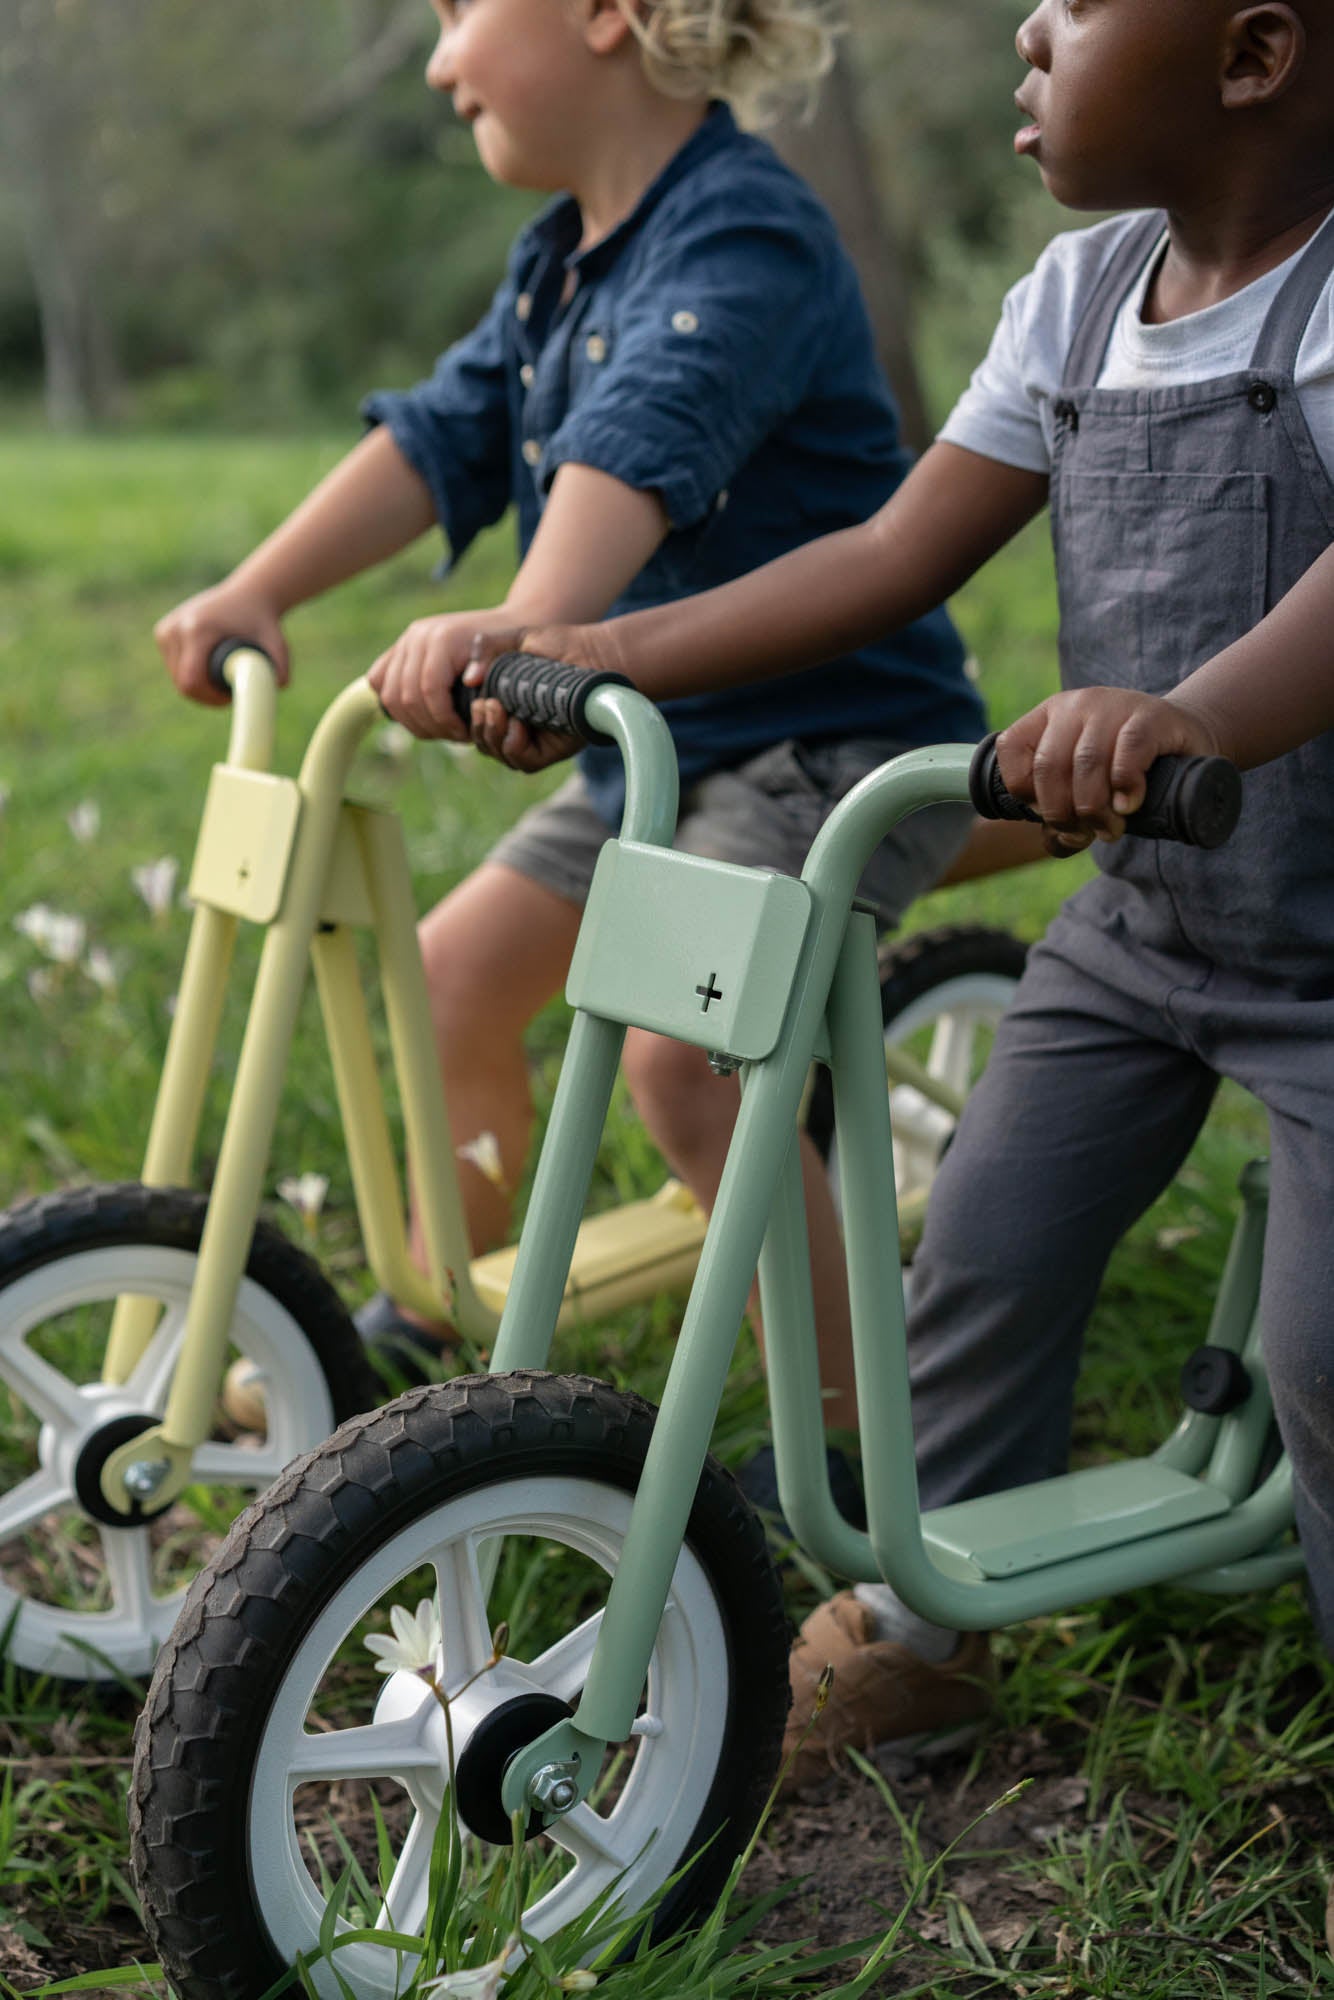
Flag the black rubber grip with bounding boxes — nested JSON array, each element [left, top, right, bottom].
[[454, 650, 632, 746], [206, 638, 278, 696], [968, 732, 1242, 849]]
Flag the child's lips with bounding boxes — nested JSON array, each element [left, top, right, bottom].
[[1014, 88, 1041, 156]]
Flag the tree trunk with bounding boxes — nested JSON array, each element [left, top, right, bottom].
[[0, 7, 121, 428], [771, 50, 930, 454]]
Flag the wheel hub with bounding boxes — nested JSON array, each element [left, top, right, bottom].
[[454, 1692, 573, 1846], [73, 1412, 171, 1527]]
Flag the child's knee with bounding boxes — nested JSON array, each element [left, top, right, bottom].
[[622, 1030, 722, 1142]]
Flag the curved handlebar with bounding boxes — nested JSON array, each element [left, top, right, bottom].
[[454, 650, 633, 747], [968, 733, 1242, 849]]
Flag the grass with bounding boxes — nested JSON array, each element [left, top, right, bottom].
[[0, 431, 1330, 1995]]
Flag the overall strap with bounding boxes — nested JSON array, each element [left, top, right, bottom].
[[1251, 206, 1334, 376], [1063, 212, 1167, 389]]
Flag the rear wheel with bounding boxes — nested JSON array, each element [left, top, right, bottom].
[[0, 1182, 374, 1680], [130, 1371, 789, 2000], [807, 924, 1027, 1230]]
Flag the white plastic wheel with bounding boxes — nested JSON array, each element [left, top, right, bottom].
[[249, 1477, 729, 1997], [0, 1186, 369, 1680]]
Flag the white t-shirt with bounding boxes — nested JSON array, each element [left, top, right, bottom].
[[940, 210, 1334, 479]]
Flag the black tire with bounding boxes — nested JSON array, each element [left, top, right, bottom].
[[805, 922, 1028, 1172], [0, 1182, 375, 1681], [131, 1371, 790, 2000]]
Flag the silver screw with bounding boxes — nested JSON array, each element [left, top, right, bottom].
[[527, 1761, 581, 1814], [707, 1052, 741, 1077], [123, 1458, 172, 1500]]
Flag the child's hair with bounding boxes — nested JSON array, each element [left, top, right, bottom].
[[617, 0, 841, 127]]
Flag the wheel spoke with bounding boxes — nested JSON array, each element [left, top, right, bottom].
[[546, 1798, 641, 1874], [188, 1440, 292, 1487], [928, 1013, 974, 1099], [99, 1526, 156, 1630], [123, 1303, 189, 1412], [285, 1713, 443, 1785], [376, 1811, 435, 1938], [525, 1612, 601, 1704], [0, 1465, 71, 1543], [432, 1536, 494, 1688], [0, 1334, 88, 1431]]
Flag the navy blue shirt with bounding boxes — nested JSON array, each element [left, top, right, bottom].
[[365, 105, 984, 827]]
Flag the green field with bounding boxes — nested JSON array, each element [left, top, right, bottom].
[[0, 434, 1329, 1995]]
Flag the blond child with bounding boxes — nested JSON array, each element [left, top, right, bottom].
[[156, 1, 983, 1484]]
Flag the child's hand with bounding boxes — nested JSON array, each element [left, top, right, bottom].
[[369, 611, 522, 742], [155, 584, 289, 705], [997, 688, 1222, 856], [460, 622, 621, 773]]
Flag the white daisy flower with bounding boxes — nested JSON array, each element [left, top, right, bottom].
[[277, 1172, 330, 1228], [67, 800, 101, 844], [418, 1939, 517, 1998], [84, 946, 120, 993], [363, 1596, 442, 1678], [131, 857, 179, 920], [456, 1131, 507, 1192]]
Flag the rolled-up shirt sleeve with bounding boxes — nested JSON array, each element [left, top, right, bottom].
[[362, 275, 516, 565], [938, 266, 1053, 475], [544, 189, 830, 529]]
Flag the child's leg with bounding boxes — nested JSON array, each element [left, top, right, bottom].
[[784, 935, 1221, 1787], [1248, 1103, 1334, 1652], [906, 941, 1218, 1509], [620, 1033, 858, 1429], [412, 862, 583, 1259]]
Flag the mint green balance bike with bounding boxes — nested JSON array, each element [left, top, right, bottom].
[[124, 655, 1293, 1999], [0, 652, 1022, 1686]]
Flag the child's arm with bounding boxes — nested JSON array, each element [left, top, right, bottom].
[[369, 464, 668, 740], [155, 427, 438, 704], [994, 539, 1334, 848], [439, 442, 1048, 768]]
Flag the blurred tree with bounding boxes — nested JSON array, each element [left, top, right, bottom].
[[0, 0, 1038, 431], [0, 0, 125, 426]]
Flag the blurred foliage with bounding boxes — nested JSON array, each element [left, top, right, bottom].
[[0, 0, 1064, 431]]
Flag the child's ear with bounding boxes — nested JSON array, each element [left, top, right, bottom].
[[581, 0, 637, 55], [1221, 5, 1306, 108]]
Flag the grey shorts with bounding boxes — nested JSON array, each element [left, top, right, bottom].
[[487, 737, 972, 929]]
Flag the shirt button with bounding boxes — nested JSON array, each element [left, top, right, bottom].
[[671, 309, 700, 335], [515, 292, 532, 323], [522, 439, 542, 467], [1247, 380, 1277, 414], [519, 363, 535, 389], [585, 333, 608, 364], [715, 488, 729, 511]]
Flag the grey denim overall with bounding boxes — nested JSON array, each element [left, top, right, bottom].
[[905, 209, 1334, 1645]]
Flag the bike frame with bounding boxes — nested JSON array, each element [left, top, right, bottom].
[[487, 710, 1301, 1818]]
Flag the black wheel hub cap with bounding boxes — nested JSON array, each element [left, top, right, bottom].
[[73, 1412, 170, 1527], [455, 1692, 573, 1846]]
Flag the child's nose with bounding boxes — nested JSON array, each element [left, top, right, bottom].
[[425, 26, 456, 93], [1015, 3, 1049, 68]]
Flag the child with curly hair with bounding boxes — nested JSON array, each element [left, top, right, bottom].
[[156, 0, 984, 1473]]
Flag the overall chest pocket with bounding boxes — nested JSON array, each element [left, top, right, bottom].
[[1053, 470, 1270, 693]]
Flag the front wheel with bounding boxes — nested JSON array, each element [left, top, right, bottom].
[[0, 1183, 375, 1681], [131, 1372, 789, 2000]]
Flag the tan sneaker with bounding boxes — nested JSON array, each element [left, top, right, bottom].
[[781, 1590, 994, 1792]]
